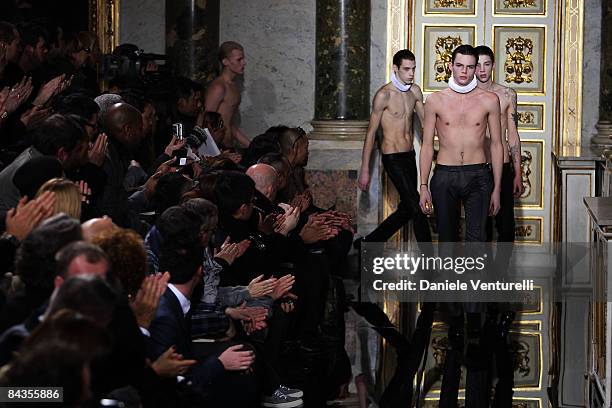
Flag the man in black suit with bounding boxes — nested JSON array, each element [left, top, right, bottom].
[[147, 225, 259, 406]]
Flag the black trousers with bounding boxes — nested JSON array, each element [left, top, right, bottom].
[[365, 151, 432, 243], [430, 163, 493, 407], [486, 163, 515, 242], [430, 163, 493, 243]]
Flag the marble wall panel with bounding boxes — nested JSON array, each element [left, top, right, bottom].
[[581, 0, 602, 140], [119, 0, 165, 54]]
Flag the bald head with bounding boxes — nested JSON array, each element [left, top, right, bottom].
[[246, 164, 279, 201], [104, 102, 143, 150], [82, 217, 116, 242]]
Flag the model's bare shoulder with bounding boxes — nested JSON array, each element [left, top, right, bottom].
[[482, 89, 500, 106], [409, 83, 424, 99], [373, 87, 392, 107]]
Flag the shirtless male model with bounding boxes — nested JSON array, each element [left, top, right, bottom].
[[419, 44, 503, 242], [357, 49, 432, 244], [475, 44, 524, 408], [418, 44, 503, 408], [205, 41, 251, 148], [475, 45, 524, 243]]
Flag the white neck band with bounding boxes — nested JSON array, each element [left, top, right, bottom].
[[448, 75, 478, 94], [391, 71, 412, 92]]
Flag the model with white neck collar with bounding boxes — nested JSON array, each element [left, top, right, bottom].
[[419, 44, 503, 241], [475, 45, 525, 243], [357, 49, 432, 245]]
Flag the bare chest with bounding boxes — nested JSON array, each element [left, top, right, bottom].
[[384, 91, 416, 119]]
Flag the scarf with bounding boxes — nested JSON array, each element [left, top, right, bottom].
[[391, 71, 412, 92]]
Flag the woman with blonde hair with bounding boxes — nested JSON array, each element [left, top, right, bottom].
[[36, 178, 81, 220]]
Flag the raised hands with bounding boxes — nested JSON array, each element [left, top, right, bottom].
[[4, 77, 33, 114], [299, 214, 337, 244], [20, 105, 52, 129], [88, 133, 108, 167], [247, 274, 277, 298], [32, 74, 66, 107], [270, 274, 295, 300], [130, 272, 170, 329], [273, 205, 300, 236], [5, 192, 56, 241], [215, 237, 250, 265]]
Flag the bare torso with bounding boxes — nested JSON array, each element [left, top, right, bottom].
[[379, 83, 419, 154], [430, 87, 494, 165], [208, 76, 241, 143], [484, 83, 512, 163]]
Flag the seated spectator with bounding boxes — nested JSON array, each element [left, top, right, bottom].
[[12, 156, 64, 201], [92, 226, 147, 298], [0, 213, 82, 333], [0, 114, 89, 211], [35, 177, 81, 220], [147, 225, 260, 406]]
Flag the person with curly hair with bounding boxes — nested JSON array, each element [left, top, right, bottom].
[[92, 226, 146, 298]]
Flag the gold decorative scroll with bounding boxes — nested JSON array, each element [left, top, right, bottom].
[[518, 111, 536, 125], [434, 0, 467, 8], [520, 150, 533, 199], [504, 36, 534, 84], [434, 36, 463, 82], [503, 0, 537, 8], [89, 0, 120, 54]]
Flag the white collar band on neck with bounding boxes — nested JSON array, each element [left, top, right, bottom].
[[391, 71, 412, 92], [448, 75, 477, 94]]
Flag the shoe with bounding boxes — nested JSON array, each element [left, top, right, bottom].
[[278, 385, 304, 398], [261, 389, 303, 407]]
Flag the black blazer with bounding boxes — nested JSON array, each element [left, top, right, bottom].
[[148, 288, 225, 386]]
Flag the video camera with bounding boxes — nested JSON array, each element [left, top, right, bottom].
[[99, 45, 168, 82]]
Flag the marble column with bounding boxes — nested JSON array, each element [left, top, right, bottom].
[[593, 0, 612, 144], [311, 0, 370, 139], [166, 0, 219, 84]]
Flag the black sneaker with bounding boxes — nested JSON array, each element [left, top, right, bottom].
[[261, 390, 303, 407], [278, 385, 304, 398]]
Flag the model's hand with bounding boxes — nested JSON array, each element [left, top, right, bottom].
[[419, 186, 433, 214], [489, 190, 501, 216], [513, 174, 524, 198], [358, 171, 370, 191]]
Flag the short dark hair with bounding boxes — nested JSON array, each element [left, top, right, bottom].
[[54, 93, 100, 121], [156, 206, 202, 254], [174, 76, 200, 102], [0, 21, 16, 44], [150, 173, 194, 214], [241, 133, 281, 167], [33, 114, 87, 156], [182, 198, 218, 230], [392, 49, 416, 68], [56, 241, 109, 278], [213, 171, 255, 216], [16, 214, 83, 293], [451, 44, 478, 64], [159, 244, 202, 285], [46, 275, 118, 329], [475, 45, 495, 64]]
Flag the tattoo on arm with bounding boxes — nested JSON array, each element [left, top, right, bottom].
[[509, 144, 521, 166], [512, 112, 519, 127], [510, 90, 519, 127]]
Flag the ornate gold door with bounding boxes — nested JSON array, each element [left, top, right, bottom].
[[379, 0, 585, 404]]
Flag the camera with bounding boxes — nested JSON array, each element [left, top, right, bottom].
[[172, 123, 184, 141], [99, 45, 168, 82]]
